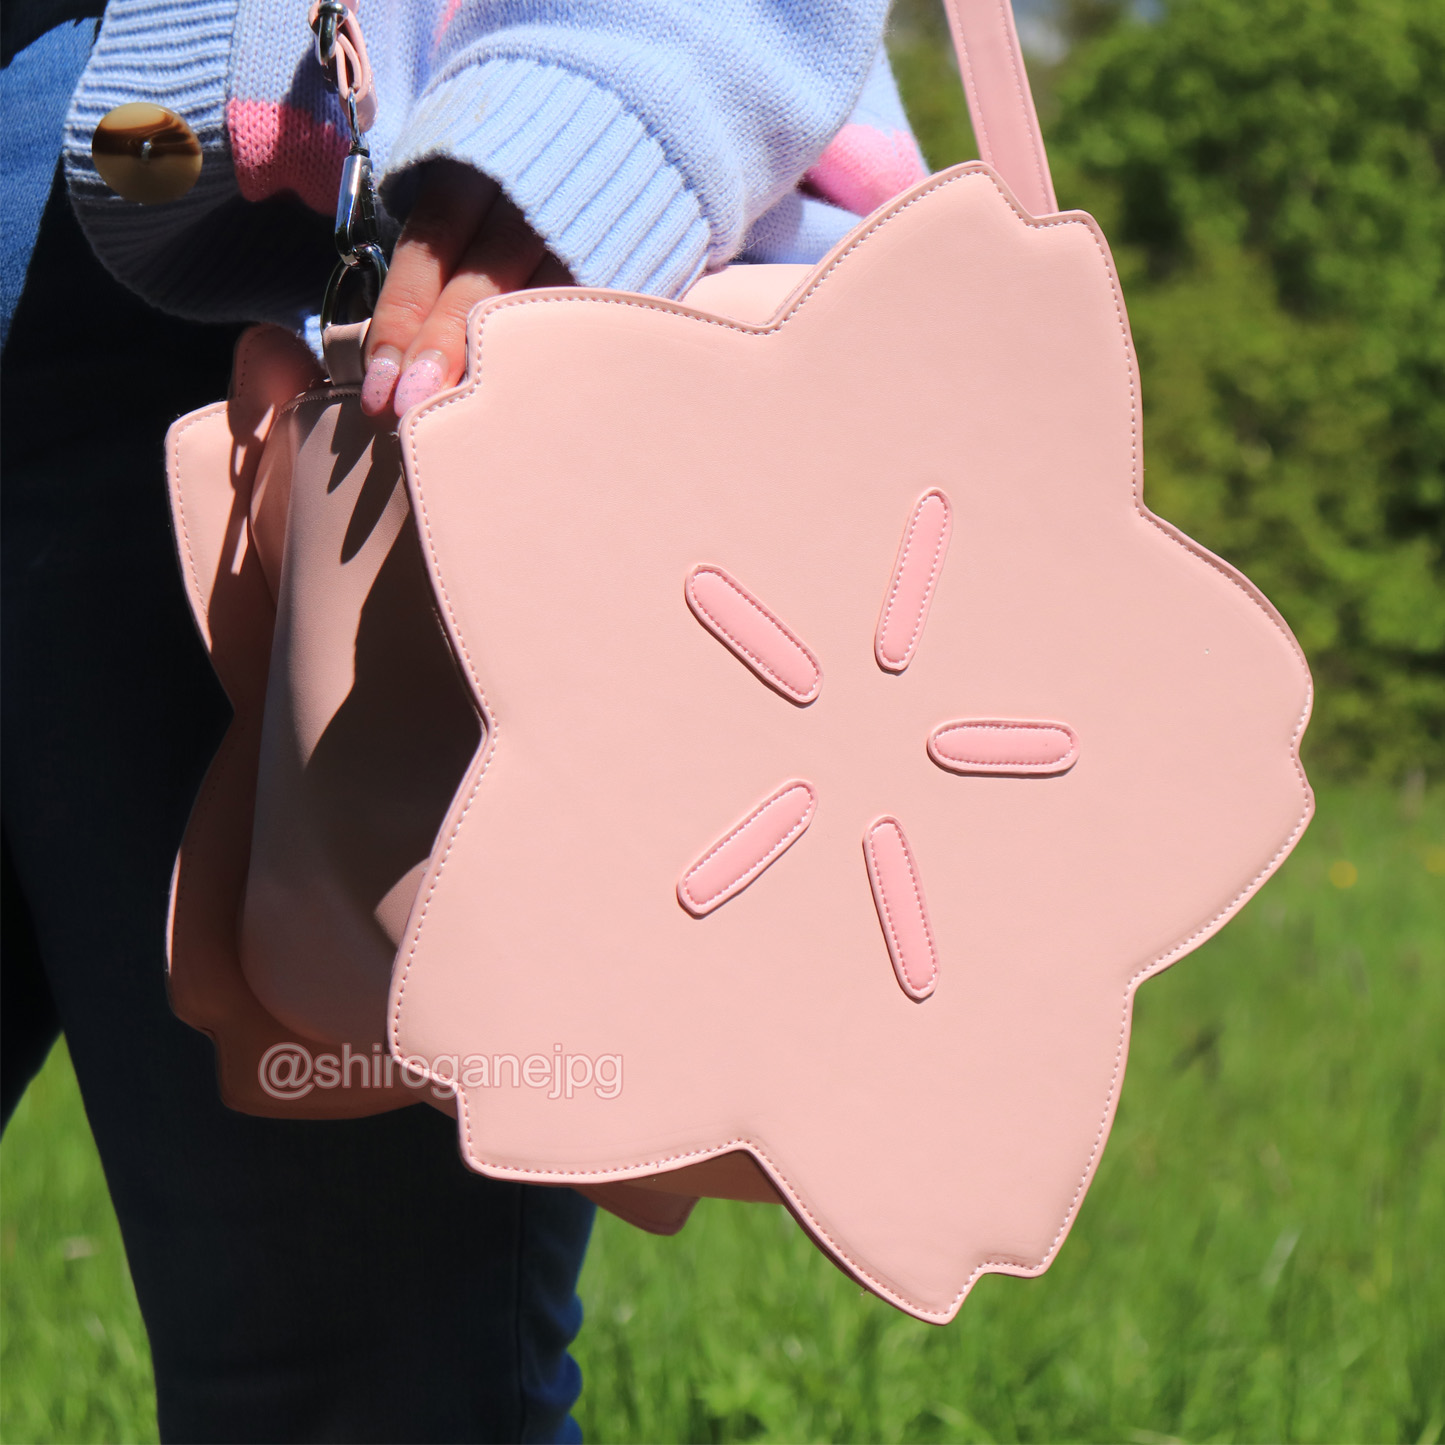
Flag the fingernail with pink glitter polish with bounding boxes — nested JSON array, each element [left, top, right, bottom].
[[393, 351, 447, 417], [360, 345, 402, 416]]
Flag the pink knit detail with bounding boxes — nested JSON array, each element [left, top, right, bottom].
[[433, 0, 464, 46], [805, 124, 929, 218], [226, 99, 351, 214]]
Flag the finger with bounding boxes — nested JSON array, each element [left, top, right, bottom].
[[393, 192, 546, 416], [361, 162, 498, 415]]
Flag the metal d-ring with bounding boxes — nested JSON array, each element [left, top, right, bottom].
[[320, 242, 388, 331]]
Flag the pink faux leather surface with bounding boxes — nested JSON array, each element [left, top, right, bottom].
[[876, 489, 952, 672], [681, 265, 811, 326], [392, 166, 1313, 1321], [864, 817, 940, 1001], [686, 565, 823, 704], [928, 719, 1079, 775], [165, 327, 417, 1118], [940, 0, 1056, 216], [165, 331, 707, 1234], [242, 393, 482, 1046], [677, 781, 818, 918]]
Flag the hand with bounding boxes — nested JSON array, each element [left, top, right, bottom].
[[361, 160, 573, 418]]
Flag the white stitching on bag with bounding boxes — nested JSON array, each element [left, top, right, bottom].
[[392, 164, 1316, 1320]]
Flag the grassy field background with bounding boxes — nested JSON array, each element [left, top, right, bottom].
[[2, 783, 1441, 1443]]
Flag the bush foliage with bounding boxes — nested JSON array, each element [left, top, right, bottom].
[[891, 0, 1445, 779]]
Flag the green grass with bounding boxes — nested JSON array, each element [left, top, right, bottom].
[[574, 781, 1445, 1443], [3, 784, 1442, 1443], [0, 1046, 156, 1444]]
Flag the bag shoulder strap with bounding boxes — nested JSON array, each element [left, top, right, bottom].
[[940, 0, 1058, 215]]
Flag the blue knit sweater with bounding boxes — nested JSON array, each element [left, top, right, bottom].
[[62, 0, 924, 327]]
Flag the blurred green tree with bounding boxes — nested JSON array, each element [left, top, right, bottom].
[[890, 0, 1445, 778]]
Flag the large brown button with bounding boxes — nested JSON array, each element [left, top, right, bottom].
[[92, 103, 202, 204]]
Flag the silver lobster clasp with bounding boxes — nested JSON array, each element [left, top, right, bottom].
[[311, 0, 385, 325], [335, 147, 380, 265]]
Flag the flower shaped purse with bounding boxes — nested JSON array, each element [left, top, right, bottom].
[[166, 0, 1313, 1320]]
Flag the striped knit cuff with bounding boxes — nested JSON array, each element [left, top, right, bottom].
[[62, 0, 239, 308], [380, 57, 712, 299]]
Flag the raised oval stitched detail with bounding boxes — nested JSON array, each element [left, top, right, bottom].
[[678, 781, 817, 917], [863, 817, 939, 1001], [928, 720, 1080, 776], [685, 564, 823, 704], [876, 489, 952, 673], [391, 164, 1312, 1327]]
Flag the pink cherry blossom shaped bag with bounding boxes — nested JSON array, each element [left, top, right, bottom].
[[166, 0, 1314, 1319]]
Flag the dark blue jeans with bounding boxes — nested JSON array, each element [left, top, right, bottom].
[[1, 178, 595, 1443]]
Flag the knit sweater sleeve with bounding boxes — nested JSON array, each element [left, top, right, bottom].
[[375, 1, 891, 297], [63, 0, 896, 323]]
